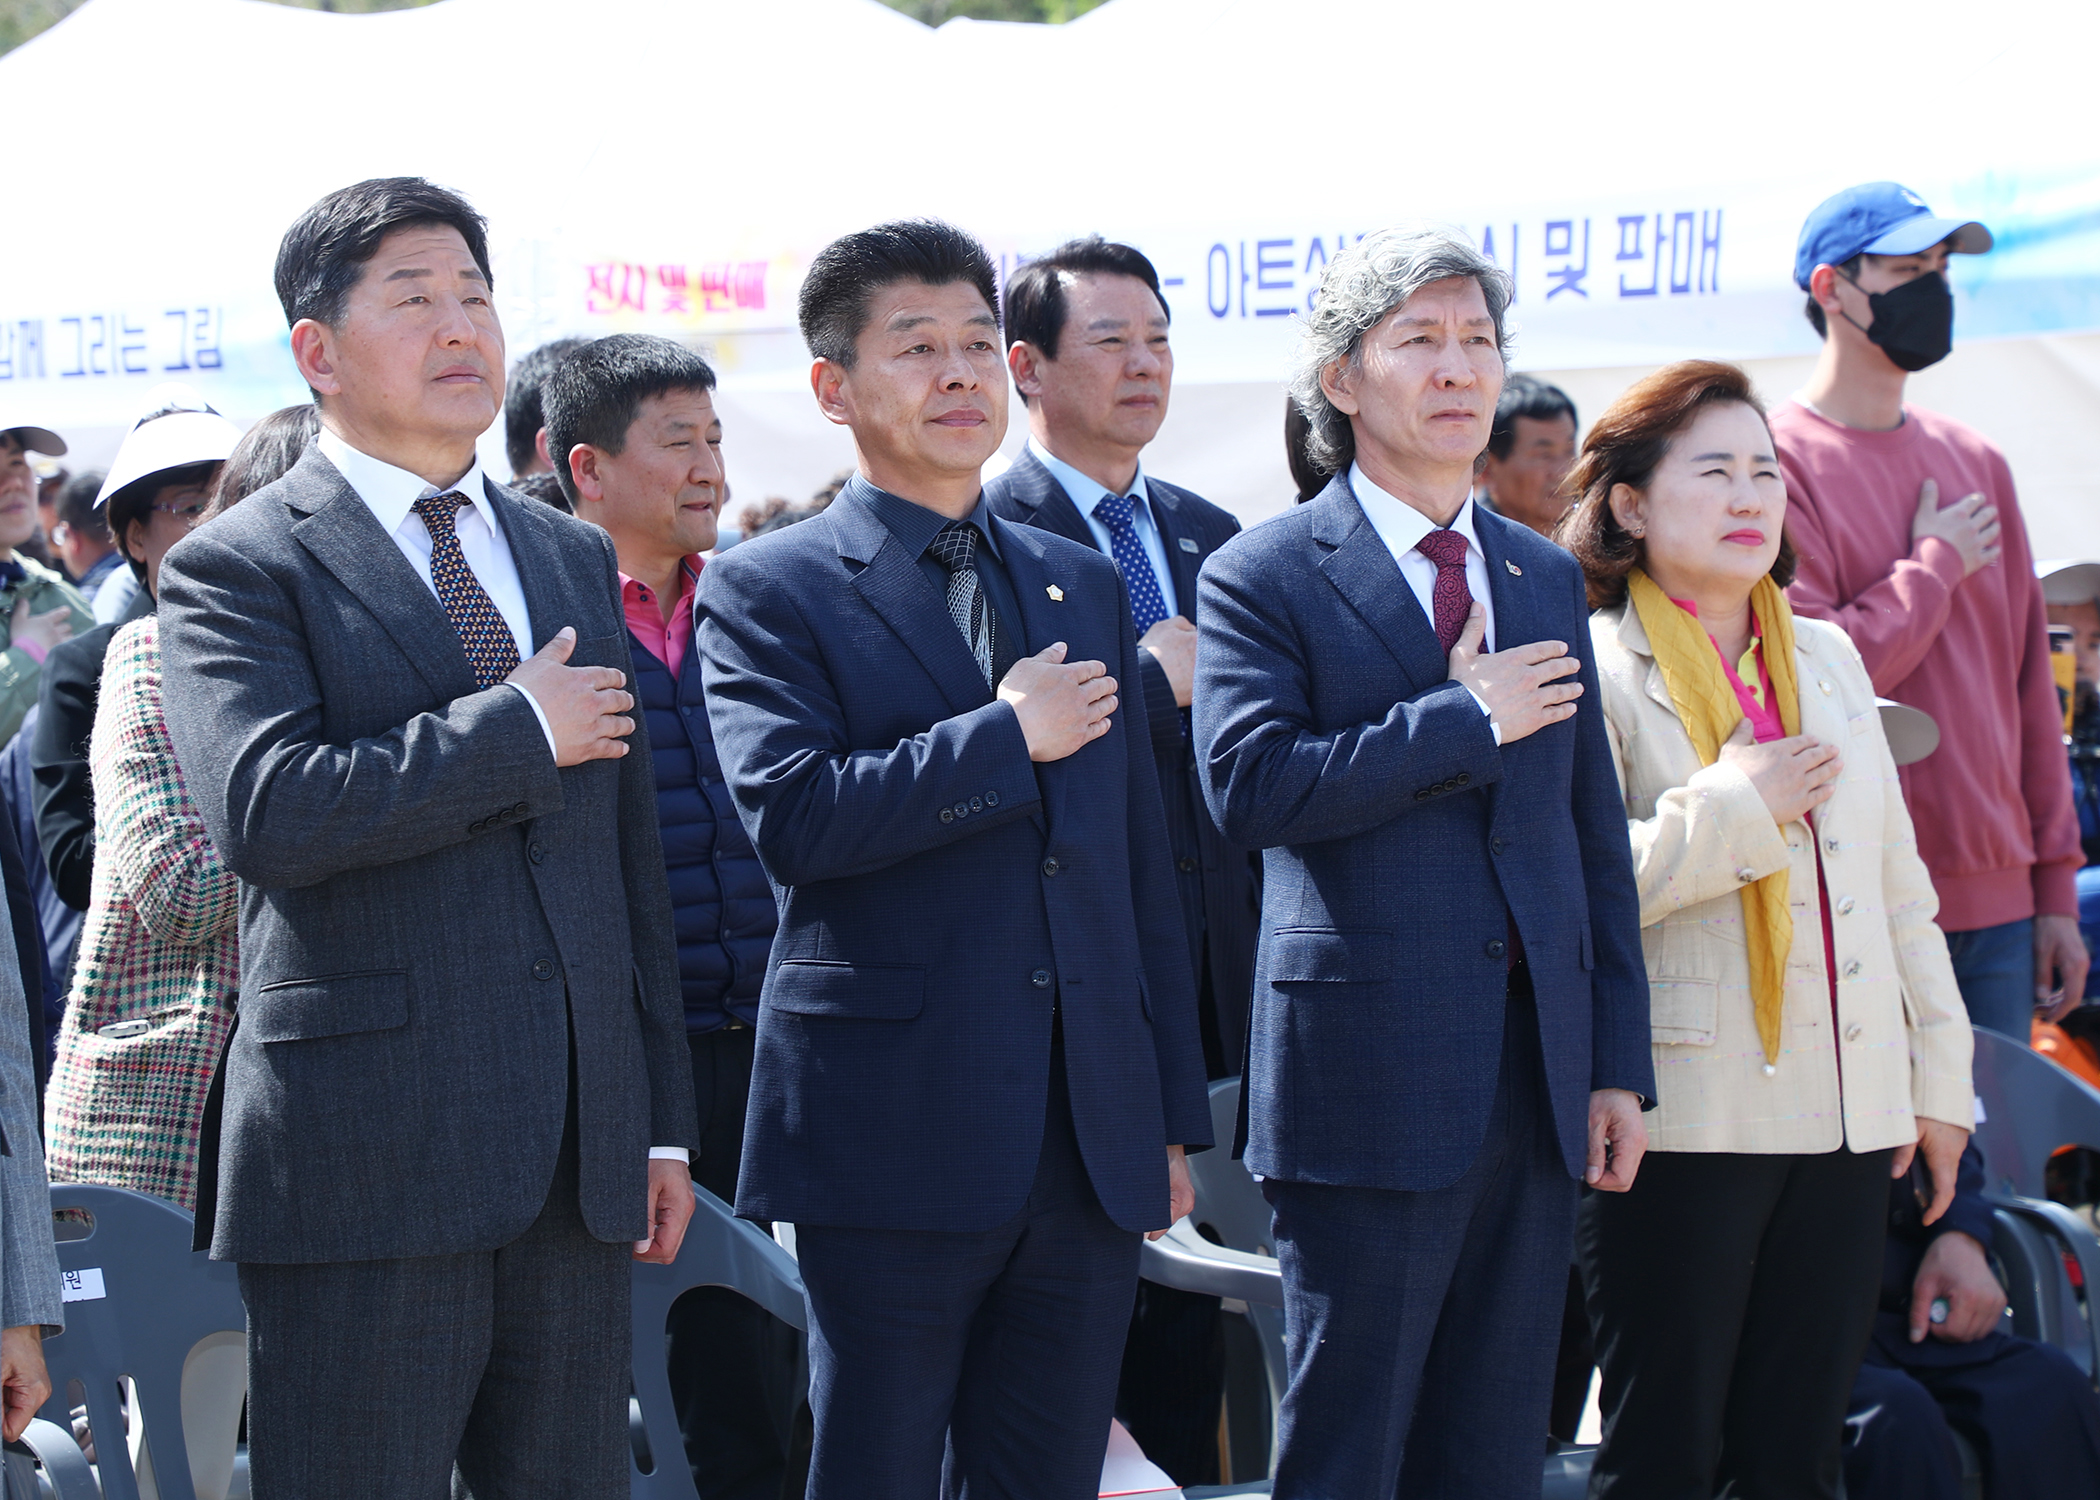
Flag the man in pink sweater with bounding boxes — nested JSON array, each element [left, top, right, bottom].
[[1773, 181, 2086, 1039]]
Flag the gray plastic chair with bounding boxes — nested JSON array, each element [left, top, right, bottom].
[[628, 1184, 808, 1500], [25, 1183, 247, 1500], [6, 1416, 100, 1500], [1969, 1024, 2100, 1198]]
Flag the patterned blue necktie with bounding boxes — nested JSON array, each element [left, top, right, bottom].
[[1093, 491, 1168, 635]]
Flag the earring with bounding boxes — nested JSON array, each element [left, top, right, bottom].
[[1631, 526, 1646, 538]]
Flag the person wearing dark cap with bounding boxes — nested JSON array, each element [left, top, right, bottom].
[[1773, 182, 2086, 1041], [1475, 373, 1577, 537], [0, 419, 92, 752]]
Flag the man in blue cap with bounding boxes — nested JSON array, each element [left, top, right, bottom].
[[1773, 182, 2086, 1039]]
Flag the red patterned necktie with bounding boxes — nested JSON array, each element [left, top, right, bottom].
[[411, 490, 523, 689], [1415, 527, 1473, 654]]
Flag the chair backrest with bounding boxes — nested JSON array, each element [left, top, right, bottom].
[[1184, 1079, 1277, 1259], [1988, 1194, 2100, 1384], [628, 1185, 808, 1500], [1970, 1025, 2100, 1197], [34, 1183, 248, 1500]]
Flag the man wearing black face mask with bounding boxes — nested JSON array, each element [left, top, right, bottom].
[[1774, 183, 2087, 1045]]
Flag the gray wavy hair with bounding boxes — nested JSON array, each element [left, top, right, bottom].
[[1288, 226, 1513, 476]]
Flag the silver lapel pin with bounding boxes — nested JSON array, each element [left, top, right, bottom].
[[1506, 560, 1523, 576]]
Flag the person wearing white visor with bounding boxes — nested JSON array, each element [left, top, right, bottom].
[[85, 389, 238, 628], [0, 415, 92, 750]]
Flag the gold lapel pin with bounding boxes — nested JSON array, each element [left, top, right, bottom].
[[1506, 560, 1523, 576], [1046, 584, 1064, 602]]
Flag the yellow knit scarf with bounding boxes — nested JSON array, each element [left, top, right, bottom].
[[1626, 568, 1801, 1065]]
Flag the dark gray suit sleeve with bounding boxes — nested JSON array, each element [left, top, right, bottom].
[[598, 533, 697, 1151], [1564, 564, 1655, 1103], [157, 531, 565, 892]]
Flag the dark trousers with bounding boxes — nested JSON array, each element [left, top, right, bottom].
[[1578, 1146, 1892, 1500], [665, 1026, 803, 1500], [1263, 984, 1577, 1500], [795, 1032, 1139, 1500], [1846, 1328, 2100, 1500], [240, 1104, 629, 1500], [1115, 950, 1229, 1486]]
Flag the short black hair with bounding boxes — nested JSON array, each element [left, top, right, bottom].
[[1004, 236, 1169, 365], [274, 177, 493, 332], [57, 470, 110, 542], [798, 219, 1000, 369], [507, 470, 574, 515], [1805, 253, 1864, 338], [504, 337, 590, 474], [1487, 374, 1578, 461], [541, 335, 718, 508]]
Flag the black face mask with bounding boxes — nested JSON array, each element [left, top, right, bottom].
[[1841, 269, 1954, 372]]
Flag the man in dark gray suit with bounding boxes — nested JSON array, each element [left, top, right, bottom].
[[157, 178, 698, 1500]]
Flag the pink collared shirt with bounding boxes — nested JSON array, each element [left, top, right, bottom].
[[1670, 596, 1782, 744], [622, 557, 703, 675]]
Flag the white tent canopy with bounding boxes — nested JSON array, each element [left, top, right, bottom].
[[3, 0, 2097, 544]]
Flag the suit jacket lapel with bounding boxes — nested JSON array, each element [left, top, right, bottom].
[[1312, 476, 1447, 690], [484, 477, 566, 653], [284, 447, 477, 700], [834, 492, 995, 720], [1005, 449, 1097, 551], [1149, 483, 1205, 623], [995, 518, 1069, 838]]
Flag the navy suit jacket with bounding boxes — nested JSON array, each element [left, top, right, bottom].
[[985, 448, 1260, 1069], [1193, 473, 1652, 1190], [696, 481, 1211, 1235]]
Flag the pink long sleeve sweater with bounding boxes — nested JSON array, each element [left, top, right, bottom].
[[1771, 398, 2079, 932]]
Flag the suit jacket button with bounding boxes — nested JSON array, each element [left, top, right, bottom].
[[513, 801, 529, 816], [1178, 857, 1198, 873], [529, 843, 545, 865], [1836, 895, 1857, 916], [970, 796, 984, 812], [1031, 969, 1052, 988], [1042, 858, 1060, 877], [1491, 836, 1506, 855], [1736, 867, 1758, 883], [1486, 938, 1507, 959], [985, 790, 1000, 806], [1844, 959, 1862, 979], [954, 801, 970, 819], [532, 958, 556, 981], [1844, 1023, 1864, 1042], [1455, 773, 1470, 787], [470, 819, 487, 833], [940, 808, 954, 824], [1414, 789, 1431, 801]]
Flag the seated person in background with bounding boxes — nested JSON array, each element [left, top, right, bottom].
[[2039, 559, 2100, 998], [1844, 1142, 2100, 1500], [1474, 372, 1577, 537], [50, 471, 123, 598]]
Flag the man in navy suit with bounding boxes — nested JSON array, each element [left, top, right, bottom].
[[1194, 227, 1654, 1499], [696, 219, 1211, 1500], [985, 236, 1256, 1485]]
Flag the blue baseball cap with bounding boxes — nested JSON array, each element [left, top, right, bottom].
[[1793, 182, 1991, 290]]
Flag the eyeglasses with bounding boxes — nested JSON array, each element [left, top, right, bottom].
[[149, 500, 209, 523]]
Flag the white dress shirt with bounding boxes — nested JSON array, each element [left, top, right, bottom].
[[1028, 439, 1179, 619], [316, 429, 556, 755], [1349, 462, 1500, 741], [315, 433, 686, 1170]]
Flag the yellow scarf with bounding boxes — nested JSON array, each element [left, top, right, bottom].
[[1626, 568, 1801, 1065]]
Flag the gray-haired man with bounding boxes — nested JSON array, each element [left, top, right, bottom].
[[1192, 228, 1651, 1497]]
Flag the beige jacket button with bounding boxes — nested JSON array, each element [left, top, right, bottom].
[[1819, 679, 1834, 695], [1845, 1023, 1864, 1041], [1837, 896, 1857, 916], [1826, 836, 1841, 854], [1736, 867, 1759, 883], [1843, 959, 1862, 979]]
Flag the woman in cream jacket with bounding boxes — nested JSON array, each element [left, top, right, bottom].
[[1558, 362, 1973, 1500]]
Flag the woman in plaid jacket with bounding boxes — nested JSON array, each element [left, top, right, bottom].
[[43, 609, 238, 1210]]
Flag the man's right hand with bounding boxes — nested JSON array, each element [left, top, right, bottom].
[[505, 626, 635, 767], [10, 596, 74, 656], [1911, 478, 2000, 577], [998, 642, 1117, 762], [1717, 720, 1842, 824], [1445, 604, 1581, 744], [1139, 615, 1197, 708], [2, 1325, 50, 1444]]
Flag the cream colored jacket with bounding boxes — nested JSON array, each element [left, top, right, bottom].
[[1592, 600, 1971, 1154]]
